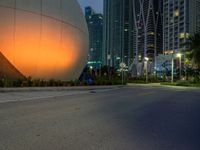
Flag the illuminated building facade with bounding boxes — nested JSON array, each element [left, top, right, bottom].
[[133, 0, 163, 62], [163, 0, 200, 53], [103, 0, 162, 71], [103, 0, 135, 68], [85, 6, 103, 69], [0, 0, 88, 81]]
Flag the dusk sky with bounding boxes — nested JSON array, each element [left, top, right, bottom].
[[78, 0, 103, 13]]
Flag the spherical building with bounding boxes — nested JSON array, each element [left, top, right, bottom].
[[0, 0, 88, 81]]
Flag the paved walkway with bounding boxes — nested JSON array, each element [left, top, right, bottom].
[[0, 86, 122, 103]]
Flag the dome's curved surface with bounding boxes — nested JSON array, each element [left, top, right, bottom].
[[0, 0, 88, 81]]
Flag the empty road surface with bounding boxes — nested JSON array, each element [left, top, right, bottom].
[[0, 85, 200, 150]]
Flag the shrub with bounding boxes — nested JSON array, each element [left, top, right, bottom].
[[176, 80, 191, 86], [193, 74, 200, 83], [13, 79, 23, 87], [0, 79, 3, 87], [127, 76, 161, 84], [160, 82, 177, 86]]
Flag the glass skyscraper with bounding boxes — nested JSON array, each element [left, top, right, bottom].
[[85, 7, 103, 69], [133, 0, 163, 62], [103, 0, 163, 72], [103, 0, 200, 75], [103, 0, 135, 68]]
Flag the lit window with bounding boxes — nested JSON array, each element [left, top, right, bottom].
[[186, 33, 190, 38], [148, 32, 155, 35], [179, 32, 185, 39], [179, 32, 189, 39], [148, 44, 154, 48], [174, 10, 179, 17]]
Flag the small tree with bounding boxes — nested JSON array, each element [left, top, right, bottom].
[[181, 33, 200, 81], [183, 33, 200, 69]]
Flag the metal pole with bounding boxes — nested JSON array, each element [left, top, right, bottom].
[[155, 56, 157, 77], [122, 70, 124, 85], [180, 56, 182, 80], [171, 56, 174, 83], [146, 61, 148, 83], [99, 64, 101, 77], [184, 54, 187, 80]]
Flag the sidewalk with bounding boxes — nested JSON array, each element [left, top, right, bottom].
[[0, 85, 123, 93], [0, 85, 123, 103]]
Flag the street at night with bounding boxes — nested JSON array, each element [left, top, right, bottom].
[[0, 85, 200, 150]]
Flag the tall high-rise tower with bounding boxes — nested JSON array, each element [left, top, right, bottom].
[[133, 0, 163, 62], [85, 7, 103, 68], [163, 0, 200, 53], [103, 0, 163, 73], [103, 0, 135, 68]]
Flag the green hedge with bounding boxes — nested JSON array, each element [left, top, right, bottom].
[[127, 76, 162, 84], [160, 82, 177, 86], [161, 80, 200, 87], [0, 77, 124, 87]]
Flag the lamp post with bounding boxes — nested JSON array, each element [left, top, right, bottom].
[[99, 63, 102, 77], [89, 66, 93, 76], [144, 57, 149, 83], [177, 53, 182, 80], [120, 62, 126, 85], [171, 54, 174, 83]]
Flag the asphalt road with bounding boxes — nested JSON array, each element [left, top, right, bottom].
[[0, 85, 200, 150]]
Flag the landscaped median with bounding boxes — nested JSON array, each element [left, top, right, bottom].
[[161, 80, 200, 87], [127, 79, 200, 88]]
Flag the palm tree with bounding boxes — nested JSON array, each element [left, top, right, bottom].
[[182, 33, 200, 69]]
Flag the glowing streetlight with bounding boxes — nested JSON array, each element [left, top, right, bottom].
[[120, 62, 126, 85], [89, 66, 93, 75], [177, 53, 182, 79], [89, 66, 93, 70], [144, 57, 149, 83]]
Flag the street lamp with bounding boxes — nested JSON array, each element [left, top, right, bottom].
[[89, 66, 93, 75], [177, 53, 182, 80], [171, 53, 174, 83], [89, 66, 93, 70], [144, 57, 149, 83], [120, 62, 126, 85]]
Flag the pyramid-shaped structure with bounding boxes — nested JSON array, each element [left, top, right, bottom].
[[0, 52, 25, 80]]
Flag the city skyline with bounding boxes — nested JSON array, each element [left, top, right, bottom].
[[103, 1, 163, 71]]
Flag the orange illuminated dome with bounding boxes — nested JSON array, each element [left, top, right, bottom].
[[0, 0, 88, 81]]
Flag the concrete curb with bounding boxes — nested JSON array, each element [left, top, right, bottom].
[[127, 83, 200, 90], [0, 85, 125, 93]]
